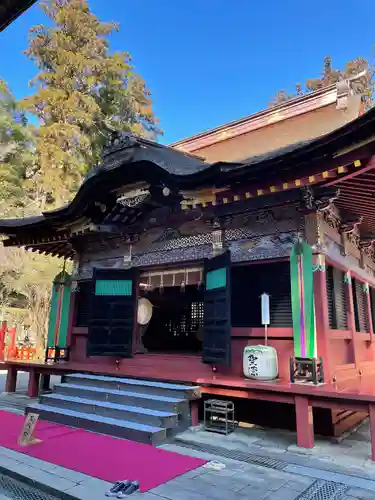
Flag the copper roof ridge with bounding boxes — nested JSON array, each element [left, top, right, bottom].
[[170, 76, 363, 152], [170, 85, 336, 148]]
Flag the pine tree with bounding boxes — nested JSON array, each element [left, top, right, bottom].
[[23, 0, 160, 206]]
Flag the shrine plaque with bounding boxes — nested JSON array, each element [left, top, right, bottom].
[[18, 413, 41, 446]]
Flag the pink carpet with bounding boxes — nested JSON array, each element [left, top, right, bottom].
[[0, 410, 206, 491]]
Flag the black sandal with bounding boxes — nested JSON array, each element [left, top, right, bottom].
[[106, 480, 130, 497]]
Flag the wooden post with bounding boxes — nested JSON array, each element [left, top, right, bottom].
[[191, 400, 199, 427], [0, 321, 5, 361], [66, 288, 77, 349], [41, 374, 51, 392], [132, 271, 140, 357], [5, 365, 17, 393], [295, 395, 314, 448], [27, 369, 40, 398], [369, 403, 375, 461], [313, 254, 332, 382]]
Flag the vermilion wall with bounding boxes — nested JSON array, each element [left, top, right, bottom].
[[69, 325, 295, 381]]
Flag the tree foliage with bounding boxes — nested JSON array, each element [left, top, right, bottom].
[[0, 79, 34, 216], [0, 0, 162, 350], [22, 0, 160, 205], [270, 56, 374, 108], [0, 243, 62, 349]]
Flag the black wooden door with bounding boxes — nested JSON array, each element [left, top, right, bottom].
[[88, 268, 137, 357], [202, 251, 232, 365]]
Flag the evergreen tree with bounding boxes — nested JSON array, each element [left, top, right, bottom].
[[23, 0, 160, 205], [0, 79, 34, 215], [270, 56, 374, 108]]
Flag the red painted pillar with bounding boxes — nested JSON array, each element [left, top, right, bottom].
[[8, 328, 17, 360], [66, 288, 77, 349], [346, 273, 359, 367], [295, 395, 314, 448], [313, 255, 332, 382], [0, 322, 5, 361], [369, 403, 375, 461], [191, 400, 199, 427], [5, 366, 17, 393], [27, 369, 40, 398]]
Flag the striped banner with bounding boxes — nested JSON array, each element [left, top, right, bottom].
[[47, 271, 72, 349], [290, 241, 316, 358]]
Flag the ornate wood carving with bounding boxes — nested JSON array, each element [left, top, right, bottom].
[[300, 186, 339, 213], [346, 227, 361, 248], [304, 212, 320, 247], [103, 132, 137, 156], [339, 214, 363, 250], [117, 188, 150, 208], [363, 244, 375, 262], [321, 207, 341, 232], [340, 213, 363, 233], [300, 186, 315, 211], [360, 233, 375, 262]]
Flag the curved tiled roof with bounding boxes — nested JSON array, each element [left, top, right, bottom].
[[1, 105, 375, 236], [0, 0, 36, 32]]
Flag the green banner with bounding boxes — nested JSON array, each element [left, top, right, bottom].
[[290, 242, 316, 358], [47, 271, 72, 348]]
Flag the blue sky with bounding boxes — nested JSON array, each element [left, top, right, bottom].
[[1, 0, 375, 144]]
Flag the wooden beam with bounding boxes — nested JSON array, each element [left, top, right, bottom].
[[326, 156, 375, 186]]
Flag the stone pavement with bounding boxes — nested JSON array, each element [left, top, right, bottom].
[[0, 372, 61, 416], [0, 442, 374, 500], [176, 419, 375, 476]]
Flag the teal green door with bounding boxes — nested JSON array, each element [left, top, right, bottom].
[[88, 268, 136, 357], [203, 251, 232, 365]]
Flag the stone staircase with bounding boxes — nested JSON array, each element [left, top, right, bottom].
[[26, 373, 201, 445]]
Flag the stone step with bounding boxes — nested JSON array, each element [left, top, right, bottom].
[[40, 393, 178, 429], [54, 383, 188, 415], [26, 403, 166, 445], [64, 373, 201, 400]]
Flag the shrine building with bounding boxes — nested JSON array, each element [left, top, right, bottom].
[[3, 79, 375, 451]]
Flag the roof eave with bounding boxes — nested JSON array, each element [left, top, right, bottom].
[[2, 107, 375, 238], [0, 0, 36, 32]]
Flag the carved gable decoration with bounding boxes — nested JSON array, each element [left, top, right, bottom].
[[117, 188, 150, 208]]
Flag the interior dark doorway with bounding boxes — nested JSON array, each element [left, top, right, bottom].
[[141, 285, 204, 354]]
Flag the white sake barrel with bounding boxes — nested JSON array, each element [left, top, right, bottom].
[[243, 345, 278, 380]]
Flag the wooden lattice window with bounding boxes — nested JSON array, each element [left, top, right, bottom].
[[370, 288, 375, 333], [231, 261, 292, 328], [191, 301, 204, 331], [166, 301, 204, 338], [352, 279, 370, 333], [326, 266, 335, 329], [326, 266, 348, 330], [75, 280, 92, 327]]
